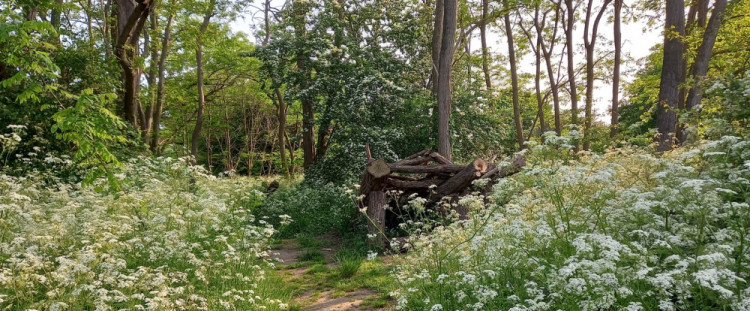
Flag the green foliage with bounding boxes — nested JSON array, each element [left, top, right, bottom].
[[618, 45, 662, 146], [691, 71, 750, 138], [257, 181, 359, 237], [49, 89, 127, 189]]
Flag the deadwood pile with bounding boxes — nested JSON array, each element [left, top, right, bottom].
[[359, 145, 526, 247]]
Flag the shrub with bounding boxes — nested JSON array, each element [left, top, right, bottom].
[[0, 156, 291, 310], [390, 135, 750, 310], [258, 180, 360, 237]]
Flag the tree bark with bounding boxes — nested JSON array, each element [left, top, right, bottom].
[[275, 89, 290, 176], [293, 2, 316, 169], [150, 3, 174, 153], [656, 0, 686, 152], [114, 0, 152, 130], [480, 0, 491, 90], [431, 0, 445, 94], [540, 2, 563, 135], [432, 158, 488, 199], [504, 0, 524, 149], [143, 12, 158, 143], [684, 0, 727, 110], [611, 0, 622, 138], [437, 0, 457, 161], [564, 0, 579, 125], [582, 0, 611, 150], [191, 0, 215, 162]]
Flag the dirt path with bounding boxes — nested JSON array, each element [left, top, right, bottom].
[[268, 235, 391, 310]]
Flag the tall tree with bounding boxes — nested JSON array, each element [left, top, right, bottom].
[[114, 0, 154, 130], [656, 0, 685, 152], [582, 0, 611, 150], [191, 0, 216, 161], [563, 0, 579, 125], [518, 5, 547, 135], [540, 1, 563, 135], [611, 0, 622, 138], [431, 0, 445, 94], [504, 0, 524, 149], [684, 0, 728, 110], [293, 0, 315, 169], [150, 0, 175, 152], [480, 0, 491, 90], [437, 0, 457, 160]]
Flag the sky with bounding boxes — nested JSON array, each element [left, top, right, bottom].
[[229, 3, 664, 124]]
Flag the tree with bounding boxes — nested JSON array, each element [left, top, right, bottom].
[[113, 0, 154, 131], [437, 0, 457, 160], [150, 0, 176, 152], [431, 0, 445, 94], [191, 0, 216, 161], [480, 0, 491, 90], [656, 0, 685, 152], [582, 0, 611, 150], [504, 0, 524, 149], [518, 5, 548, 135], [563, 0, 579, 125], [684, 0, 728, 110], [291, 0, 316, 169], [611, 0, 622, 138]]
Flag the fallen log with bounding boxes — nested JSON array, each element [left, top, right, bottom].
[[432, 158, 488, 199], [385, 177, 444, 189], [480, 155, 526, 179], [359, 146, 527, 247], [390, 164, 466, 174], [428, 152, 453, 165]]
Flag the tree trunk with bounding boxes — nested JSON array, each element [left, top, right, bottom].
[[480, 0, 491, 90], [504, 0, 524, 149], [294, 2, 316, 169], [582, 0, 611, 151], [533, 8, 546, 134], [150, 4, 174, 153], [656, 0, 686, 152], [275, 89, 290, 176], [143, 12, 158, 143], [564, 0, 579, 125], [263, 0, 271, 45], [431, 0, 445, 94], [191, 0, 215, 162], [540, 3, 562, 135], [684, 0, 727, 110], [611, 0, 622, 138], [114, 0, 152, 130], [437, 0, 456, 161]]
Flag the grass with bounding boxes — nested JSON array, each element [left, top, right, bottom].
[[296, 250, 326, 262], [296, 233, 325, 249]]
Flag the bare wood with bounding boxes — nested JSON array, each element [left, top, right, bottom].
[[429, 152, 453, 164], [365, 143, 373, 161], [367, 159, 391, 179], [433, 158, 488, 198], [390, 164, 466, 174], [481, 155, 526, 179]]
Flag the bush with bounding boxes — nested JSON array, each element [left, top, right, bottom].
[[0, 156, 291, 310], [390, 135, 750, 310], [258, 180, 360, 237]]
